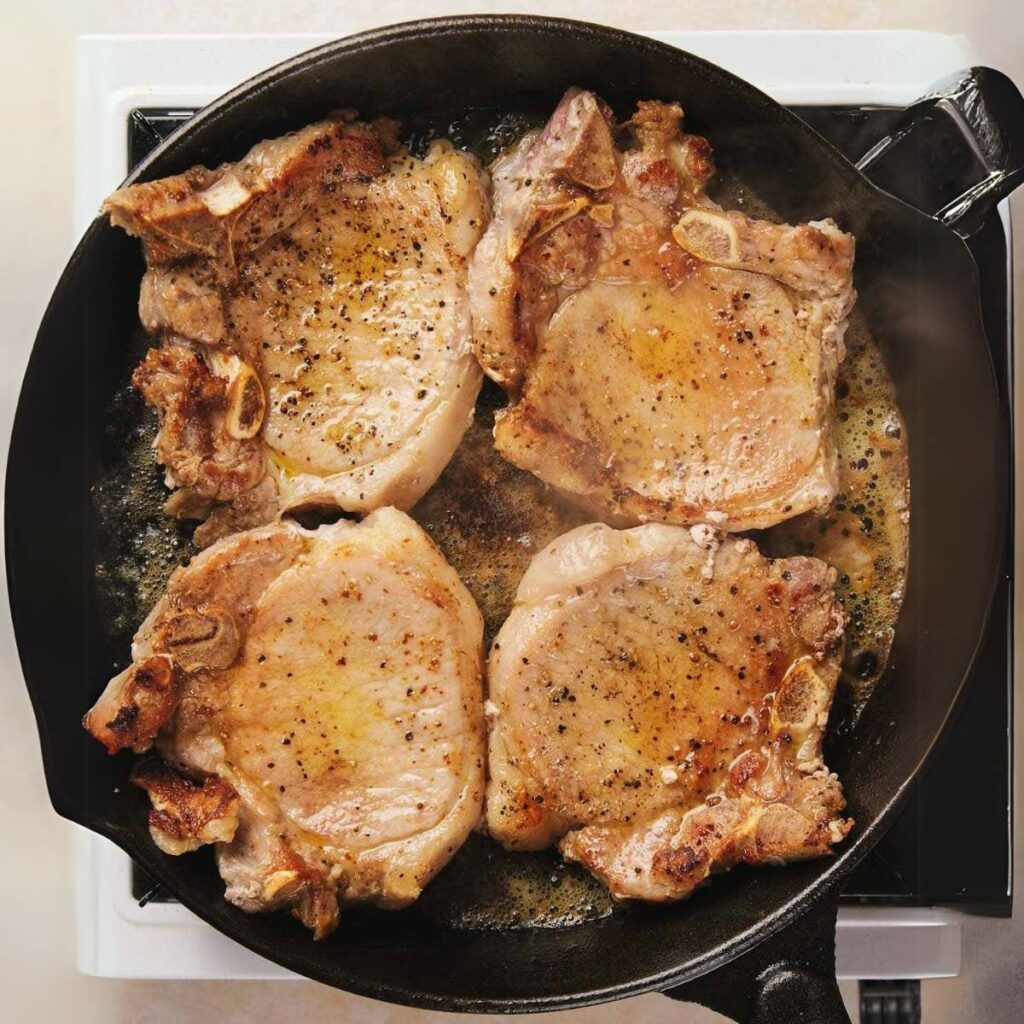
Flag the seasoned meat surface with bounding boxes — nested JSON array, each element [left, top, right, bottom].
[[486, 521, 851, 901], [105, 115, 487, 544], [85, 509, 485, 936], [469, 89, 855, 531]]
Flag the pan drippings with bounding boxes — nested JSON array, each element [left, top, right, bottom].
[[92, 108, 908, 931], [416, 834, 614, 929], [93, 332, 197, 667], [762, 312, 910, 720], [411, 383, 587, 647]]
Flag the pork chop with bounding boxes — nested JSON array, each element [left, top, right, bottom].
[[105, 115, 487, 545], [469, 89, 855, 531], [84, 508, 486, 936], [486, 521, 851, 901]]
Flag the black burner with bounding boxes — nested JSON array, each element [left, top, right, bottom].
[[126, 105, 1012, 912]]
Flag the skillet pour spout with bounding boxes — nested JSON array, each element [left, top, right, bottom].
[[6, 17, 1020, 1019]]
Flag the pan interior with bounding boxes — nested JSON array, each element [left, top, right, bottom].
[[92, 104, 909, 933]]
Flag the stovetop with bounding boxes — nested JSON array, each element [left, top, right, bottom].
[[123, 102, 1013, 915]]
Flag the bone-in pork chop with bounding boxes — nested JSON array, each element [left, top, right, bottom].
[[486, 521, 851, 901], [84, 508, 485, 936], [469, 90, 855, 531], [105, 115, 487, 545]]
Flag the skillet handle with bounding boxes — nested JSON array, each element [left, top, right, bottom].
[[855, 66, 1024, 237], [662, 892, 850, 1023]]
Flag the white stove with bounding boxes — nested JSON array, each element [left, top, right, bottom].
[[72, 28, 1007, 990]]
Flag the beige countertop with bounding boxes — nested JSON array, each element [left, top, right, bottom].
[[1, 2, 1022, 1022]]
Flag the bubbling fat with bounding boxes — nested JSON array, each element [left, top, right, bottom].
[[762, 311, 909, 715]]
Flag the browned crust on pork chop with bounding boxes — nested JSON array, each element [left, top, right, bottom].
[[469, 88, 855, 532], [485, 522, 852, 901]]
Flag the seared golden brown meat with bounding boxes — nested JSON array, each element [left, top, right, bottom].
[[84, 509, 486, 937], [105, 115, 487, 544], [131, 342, 266, 508], [486, 522, 851, 901], [469, 89, 855, 531], [131, 757, 241, 856], [83, 655, 181, 755]]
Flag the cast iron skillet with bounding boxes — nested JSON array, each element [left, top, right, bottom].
[[7, 15, 1024, 1022]]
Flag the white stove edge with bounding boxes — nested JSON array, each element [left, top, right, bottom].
[[76, 827, 963, 981], [72, 28, 997, 983]]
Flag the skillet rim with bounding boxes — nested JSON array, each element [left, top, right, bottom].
[[5, 13, 1011, 1012]]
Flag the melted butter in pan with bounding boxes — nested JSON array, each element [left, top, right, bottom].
[[412, 383, 586, 646], [761, 312, 909, 714], [93, 332, 197, 665]]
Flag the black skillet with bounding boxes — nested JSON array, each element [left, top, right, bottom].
[[7, 15, 1023, 1022]]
